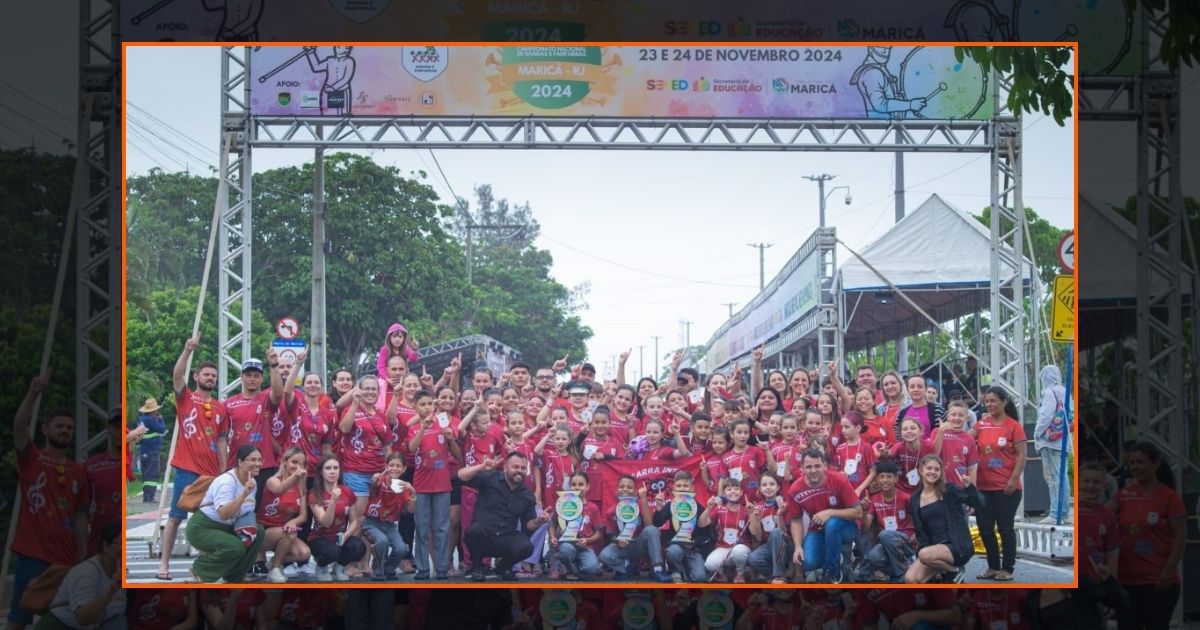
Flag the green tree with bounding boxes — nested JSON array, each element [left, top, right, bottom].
[[0, 149, 76, 312], [450, 184, 593, 367], [958, 47, 1075, 125]]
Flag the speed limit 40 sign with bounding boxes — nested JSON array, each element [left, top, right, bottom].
[[1057, 232, 1074, 274]]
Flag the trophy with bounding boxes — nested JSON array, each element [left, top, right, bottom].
[[670, 492, 698, 543], [614, 496, 640, 542], [556, 491, 585, 542]]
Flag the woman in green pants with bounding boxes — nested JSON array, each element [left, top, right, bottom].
[[186, 444, 266, 583]]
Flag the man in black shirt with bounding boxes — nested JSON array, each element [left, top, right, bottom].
[[458, 451, 550, 581]]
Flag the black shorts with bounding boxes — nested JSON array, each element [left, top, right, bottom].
[[450, 476, 462, 506]]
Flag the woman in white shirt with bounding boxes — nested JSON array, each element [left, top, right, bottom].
[[35, 523, 124, 630], [184, 444, 265, 583]]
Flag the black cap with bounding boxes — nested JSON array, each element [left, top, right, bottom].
[[580, 362, 596, 374]]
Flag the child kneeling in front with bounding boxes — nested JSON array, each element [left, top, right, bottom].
[[548, 471, 603, 580], [651, 470, 711, 583], [699, 477, 752, 582], [597, 475, 672, 582]]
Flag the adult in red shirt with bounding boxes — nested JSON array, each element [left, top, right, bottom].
[[1113, 441, 1186, 630], [223, 350, 286, 505], [785, 448, 863, 583], [9, 373, 90, 630], [84, 412, 126, 556], [972, 391, 1027, 581], [307, 454, 366, 582], [279, 367, 336, 481], [158, 335, 229, 582], [338, 375, 393, 521]]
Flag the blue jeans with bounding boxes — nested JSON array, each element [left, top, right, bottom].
[[140, 448, 161, 501], [168, 466, 200, 520], [8, 553, 50, 624], [665, 543, 708, 581], [1039, 446, 1068, 519], [413, 492, 451, 574], [747, 528, 793, 579], [865, 529, 915, 580], [802, 517, 858, 575], [599, 527, 664, 574], [523, 522, 549, 565], [554, 542, 601, 577], [363, 517, 408, 574]]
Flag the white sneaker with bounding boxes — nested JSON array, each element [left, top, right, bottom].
[[1038, 516, 1058, 525], [298, 559, 316, 578], [334, 564, 350, 582], [283, 564, 298, 579], [267, 567, 287, 583], [316, 564, 333, 582]]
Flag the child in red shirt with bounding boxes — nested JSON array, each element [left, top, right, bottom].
[[699, 478, 752, 582], [548, 471, 605, 580], [406, 390, 461, 580]]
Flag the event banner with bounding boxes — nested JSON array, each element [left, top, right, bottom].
[[124, 1, 1124, 75], [248, 45, 995, 120], [593, 454, 711, 519]]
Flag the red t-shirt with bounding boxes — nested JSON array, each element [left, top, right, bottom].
[[608, 413, 633, 445], [460, 429, 502, 468], [970, 591, 1030, 630], [555, 501, 604, 553], [285, 395, 336, 477], [702, 452, 728, 493], [864, 588, 955, 621], [366, 477, 415, 522], [224, 391, 279, 469], [13, 444, 90, 564], [974, 416, 1026, 491], [335, 405, 391, 474], [128, 589, 193, 630], [866, 490, 915, 538], [171, 389, 227, 476], [862, 418, 891, 447], [721, 445, 767, 496], [411, 422, 457, 493], [276, 590, 340, 629], [752, 497, 787, 541], [637, 444, 677, 461], [785, 470, 859, 532], [205, 590, 263, 630], [1078, 502, 1121, 582], [84, 451, 123, 554], [539, 448, 576, 510], [938, 428, 980, 488], [709, 502, 750, 548], [308, 484, 357, 540], [832, 440, 877, 489], [888, 439, 937, 493], [258, 479, 304, 528], [579, 432, 624, 503], [769, 439, 802, 480], [1115, 482, 1186, 585], [393, 403, 417, 466]]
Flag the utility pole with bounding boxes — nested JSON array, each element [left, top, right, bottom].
[[465, 222, 526, 284], [637, 345, 645, 382], [895, 141, 908, 373], [722, 302, 738, 318], [803, 174, 836, 228], [682, 320, 693, 353], [311, 148, 327, 381], [652, 336, 661, 379], [747, 243, 773, 289]]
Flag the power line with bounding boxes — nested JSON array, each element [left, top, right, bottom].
[[127, 101, 218, 160], [127, 114, 217, 171], [0, 101, 74, 150], [428, 150, 462, 204], [539, 232, 757, 289], [0, 80, 75, 128]]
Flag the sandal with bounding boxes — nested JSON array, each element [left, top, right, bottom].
[[770, 577, 787, 585], [994, 571, 1014, 581], [155, 572, 173, 581], [976, 569, 999, 580]]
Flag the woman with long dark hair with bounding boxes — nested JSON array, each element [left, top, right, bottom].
[[903, 454, 983, 584], [973, 386, 1027, 581], [185, 444, 266, 583], [1113, 441, 1186, 630]]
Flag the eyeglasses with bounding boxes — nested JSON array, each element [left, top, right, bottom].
[[536, 375, 555, 380]]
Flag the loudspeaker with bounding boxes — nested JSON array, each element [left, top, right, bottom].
[[1022, 443, 1051, 516]]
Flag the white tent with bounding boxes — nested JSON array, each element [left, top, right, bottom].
[[838, 193, 1035, 352]]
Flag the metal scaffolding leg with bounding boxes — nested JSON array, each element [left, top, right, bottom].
[[77, 0, 119, 445], [989, 115, 1028, 411], [218, 48, 252, 396]]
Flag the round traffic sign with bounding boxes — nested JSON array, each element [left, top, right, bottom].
[[276, 316, 300, 340], [1057, 231, 1074, 273]]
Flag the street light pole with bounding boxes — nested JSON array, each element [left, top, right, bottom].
[[637, 345, 645, 382], [652, 335, 661, 379], [747, 243, 773, 289], [803, 174, 851, 229]]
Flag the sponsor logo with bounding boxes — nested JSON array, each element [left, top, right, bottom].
[[773, 78, 837, 94], [420, 92, 436, 107], [403, 46, 449, 82], [300, 92, 321, 109], [839, 17, 926, 39]]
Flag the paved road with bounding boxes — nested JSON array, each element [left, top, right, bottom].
[[126, 503, 1073, 586]]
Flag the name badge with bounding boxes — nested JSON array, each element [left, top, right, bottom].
[[582, 444, 598, 460], [723, 527, 738, 545], [776, 462, 787, 477], [989, 621, 1008, 630], [729, 468, 743, 481], [883, 516, 898, 531], [1147, 512, 1160, 525], [997, 437, 1007, 447], [843, 459, 858, 476], [906, 469, 920, 486], [762, 515, 776, 532]]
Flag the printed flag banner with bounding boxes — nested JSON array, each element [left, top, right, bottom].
[[594, 454, 711, 517]]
